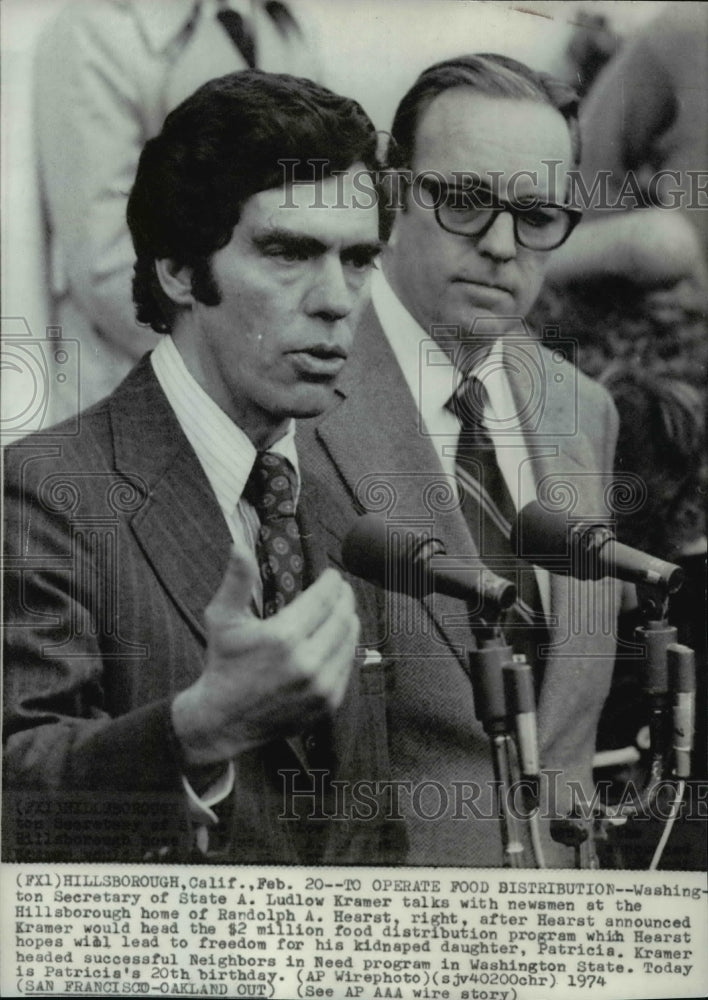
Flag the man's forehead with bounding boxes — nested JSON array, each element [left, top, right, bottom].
[[412, 89, 573, 192], [243, 169, 379, 239]]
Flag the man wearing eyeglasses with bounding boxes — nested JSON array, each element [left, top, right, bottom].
[[299, 54, 621, 867]]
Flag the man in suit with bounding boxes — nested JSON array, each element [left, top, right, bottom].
[[3, 71, 391, 864], [298, 54, 622, 866]]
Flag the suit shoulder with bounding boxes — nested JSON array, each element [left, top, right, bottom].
[[4, 399, 114, 487], [574, 364, 612, 407], [544, 345, 615, 414]]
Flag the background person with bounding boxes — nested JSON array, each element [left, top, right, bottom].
[[299, 54, 622, 867], [34, 0, 321, 425]]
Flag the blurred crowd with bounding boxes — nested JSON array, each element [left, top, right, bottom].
[[533, 2, 707, 867]]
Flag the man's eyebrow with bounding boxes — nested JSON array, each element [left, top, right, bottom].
[[251, 230, 327, 254], [343, 240, 385, 256], [252, 230, 383, 256]]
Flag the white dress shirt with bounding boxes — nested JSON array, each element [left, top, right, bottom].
[[151, 334, 299, 555], [371, 268, 550, 612]]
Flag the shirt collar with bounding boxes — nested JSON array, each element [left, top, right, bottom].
[[128, 0, 256, 55], [150, 336, 299, 524], [371, 268, 521, 427], [371, 268, 460, 427]]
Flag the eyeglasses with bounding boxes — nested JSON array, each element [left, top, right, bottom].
[[416, 177, 582, 251]]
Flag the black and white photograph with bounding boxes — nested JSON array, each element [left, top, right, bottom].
[[2, 1, 706, 997]]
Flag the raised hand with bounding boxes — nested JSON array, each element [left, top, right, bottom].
[[172, 545, 360, 765]]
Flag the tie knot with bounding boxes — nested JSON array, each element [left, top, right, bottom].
[[243, 452, 298, 520], [447, 376, 489, 436]]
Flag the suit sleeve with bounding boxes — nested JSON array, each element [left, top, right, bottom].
[[2, 445, 193, 861]]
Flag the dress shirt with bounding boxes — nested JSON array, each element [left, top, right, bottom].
[[371, 268, 550, 612], [151, 335, 300, 830], [151, 334, 299, 553]]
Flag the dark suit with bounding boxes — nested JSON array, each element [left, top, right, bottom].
[[3, 356, 400, 863], [297, 302, 622, 866]]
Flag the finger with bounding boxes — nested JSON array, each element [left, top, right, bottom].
[[273, 567, 346, 640], [206, 543, 259, 626], [328, 612, 362, 708], [298, 584, 359, 684]]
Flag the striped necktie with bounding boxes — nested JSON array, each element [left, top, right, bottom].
[[448, 377, 548, 668], [243, 452, 304, 617]]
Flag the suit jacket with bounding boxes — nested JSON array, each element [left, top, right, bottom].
[[3, 356, 401, 864], [297, 302, 622, 866]]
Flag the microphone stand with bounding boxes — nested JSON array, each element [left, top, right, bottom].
[[468, 620, 523, 867], [552, 582, 696, 869], [341, 516, 545, 867], [467, 606, 545, 868]]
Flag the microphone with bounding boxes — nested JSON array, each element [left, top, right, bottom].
[[510, 501, 684, 594], [342, 513, 516, 611]]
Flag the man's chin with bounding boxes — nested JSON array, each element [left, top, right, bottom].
[[287, 384, 341, 421], [455, 308, 525, 339]]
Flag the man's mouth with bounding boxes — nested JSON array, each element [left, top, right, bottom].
[[454, 277, 514, 295], [289, 345, 348, 377]]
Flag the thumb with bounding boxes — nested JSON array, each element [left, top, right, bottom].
[[206, 544, 258, 626]]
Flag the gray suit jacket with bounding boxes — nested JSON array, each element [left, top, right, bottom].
[[3, 356, 400, 864], [297, 302, 622, 865]]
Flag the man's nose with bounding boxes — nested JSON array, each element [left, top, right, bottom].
[[475, 210, 517, 262], [306, 256, 356, 320]]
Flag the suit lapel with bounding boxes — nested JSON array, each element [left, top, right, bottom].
[[109, 357, 231, 642], [504, 341, 617, 747], [302, 304, 479, 665], [505, 338, 590, 491]]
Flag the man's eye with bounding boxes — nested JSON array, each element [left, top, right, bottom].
[[345, 251, 378, 271], [446, 190, 491, 212], [518, 206, 556, 228], [273, 248, 309, 262]]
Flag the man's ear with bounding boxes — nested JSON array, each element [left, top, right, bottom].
[[154, 258, 194, 307]]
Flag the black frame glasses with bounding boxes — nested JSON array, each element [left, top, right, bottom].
[[416, 177, 583, 251]]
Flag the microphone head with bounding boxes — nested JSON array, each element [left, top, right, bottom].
[[342, 514, 517, 613], [512, 501, 684, 594], [342, 513, 443, 594], [510, 501, 586, 568]]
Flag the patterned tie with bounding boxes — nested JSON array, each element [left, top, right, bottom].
[[243, 452, 304, 617], [216, 5, 257, 67], [448, 378, 548, 669]]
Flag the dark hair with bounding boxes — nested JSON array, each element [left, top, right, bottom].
[[388, 53, 581, 172], [127, 70, 380, 333]]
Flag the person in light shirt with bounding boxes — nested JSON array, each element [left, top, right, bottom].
[[34, 0, 321, 426], [299, 54, 622, 867]]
